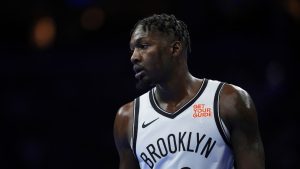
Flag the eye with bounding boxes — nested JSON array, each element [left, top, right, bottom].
[[137, 44, 150, 49]]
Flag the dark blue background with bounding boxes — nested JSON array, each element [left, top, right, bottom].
[[1, 0, 299, 168]]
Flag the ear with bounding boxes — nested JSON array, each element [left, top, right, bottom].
[[171, 41, 183, 56]]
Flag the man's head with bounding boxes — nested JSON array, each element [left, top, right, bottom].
[[131, 14, 191, 55], [129, 14, 191, 90]]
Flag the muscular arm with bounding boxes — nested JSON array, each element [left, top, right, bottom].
[[114, 102, 140, 169], [220, 84, 265, 169]]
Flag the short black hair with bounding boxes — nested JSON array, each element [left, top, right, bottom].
[[131, 13, 191, 54]]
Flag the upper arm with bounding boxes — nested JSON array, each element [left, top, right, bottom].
[[220, 84, 265, 169], [114, 102, 140, 169]]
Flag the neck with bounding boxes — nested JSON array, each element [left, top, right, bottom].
[[155, 72, 200, 105]]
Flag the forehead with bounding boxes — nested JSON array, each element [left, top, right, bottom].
[[130, 25, 167, 45], [130, 25, 150, 42]]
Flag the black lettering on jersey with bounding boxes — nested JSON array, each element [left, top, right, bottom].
[[140, 152, 154, 169], [178, 132, 186, 151], [201, 137, 216, 158], [146, 144, 161, 163], [187, 132, 194, 152], [157, 138, 168, 157], [139, 132, 218, 167], [167, 134, 177, 153], [195, 133, 206, 153]]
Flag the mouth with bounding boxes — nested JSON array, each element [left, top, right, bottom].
[[133, 65, 145, 79]]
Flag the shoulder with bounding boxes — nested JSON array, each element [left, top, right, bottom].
[[114, 101, 135, 136], [114, 101, 135, 146], [115, 90, 150, 121], [116, 101, 135, 120], [219, 83, 256, 131], [220, 83, 252, 106]]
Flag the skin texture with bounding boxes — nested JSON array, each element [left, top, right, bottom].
[[114, 24, 265, 169]]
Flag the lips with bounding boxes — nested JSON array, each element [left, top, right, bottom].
[[133, 65, 145, 79]]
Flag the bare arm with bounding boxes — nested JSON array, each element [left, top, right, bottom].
[[114, 102, 140, 169], [220, 84, 265, 169]]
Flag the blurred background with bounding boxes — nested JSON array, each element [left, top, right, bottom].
[[0, 0, 299, 168]]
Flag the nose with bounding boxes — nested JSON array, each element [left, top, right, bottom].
[[130, 49, 140, 64]]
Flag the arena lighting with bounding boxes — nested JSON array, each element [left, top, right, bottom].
[[286, 0, 300, 19], [80, 7, 105, 31], [32, 17, 56, 49]]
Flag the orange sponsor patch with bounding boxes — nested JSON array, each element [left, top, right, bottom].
[[192, 104, 212, 118]]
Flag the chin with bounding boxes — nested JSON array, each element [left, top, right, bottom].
[[136, 78, 154, 91]]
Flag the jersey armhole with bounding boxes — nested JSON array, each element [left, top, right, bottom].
[[131, 97, 140, 158], [213, 82, 231, 147]]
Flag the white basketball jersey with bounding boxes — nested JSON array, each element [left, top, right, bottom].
[[131, 79, 234, 169]]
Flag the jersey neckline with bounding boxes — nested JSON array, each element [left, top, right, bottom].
[[149, 78, 208, 119]]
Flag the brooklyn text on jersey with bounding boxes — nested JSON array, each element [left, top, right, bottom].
[[139, 131, 216, 168]]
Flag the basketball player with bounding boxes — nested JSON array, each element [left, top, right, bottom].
[[114, 14, 265, 169]]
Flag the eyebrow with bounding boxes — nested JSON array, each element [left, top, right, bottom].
[[130, 37, 145, 50]]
